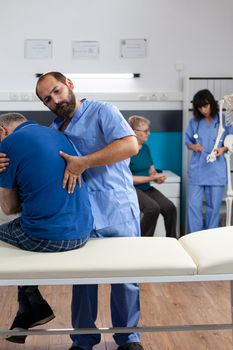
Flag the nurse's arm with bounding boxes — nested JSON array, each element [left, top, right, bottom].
[[0, 187, 21, 215], [187, 144, 204, 152], [60, 135, 138, 193], [215, 146, 228, 157]]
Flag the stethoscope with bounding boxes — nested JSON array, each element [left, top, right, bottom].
[[193, 114, 219, 141]]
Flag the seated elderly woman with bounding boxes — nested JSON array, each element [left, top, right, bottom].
[[128, 115, 177, 237]]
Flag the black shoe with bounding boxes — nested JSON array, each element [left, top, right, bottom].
[[117, 343, 144, 350], [29, 298, 55, 327], [6, 299, 55, 344], [5, 311, 31, 344]]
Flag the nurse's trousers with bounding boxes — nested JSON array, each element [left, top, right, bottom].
[[70, 217, 141, 349], [188, 184, 225, 233]]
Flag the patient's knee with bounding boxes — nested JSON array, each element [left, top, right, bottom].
[[143, 202, 160, 216]]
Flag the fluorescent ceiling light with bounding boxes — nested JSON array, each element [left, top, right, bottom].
[[36, 73, 140, 79], [66, 73, 140, 79]]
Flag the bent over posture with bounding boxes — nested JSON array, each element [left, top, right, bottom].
[[0, 113, 93, 344]]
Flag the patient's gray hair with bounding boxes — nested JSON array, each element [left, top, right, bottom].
[[128, 115, 150, 130], [0, 112, 27, 126]]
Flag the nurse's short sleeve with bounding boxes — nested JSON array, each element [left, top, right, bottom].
[[185, 119, 195, 145], [98, 103, 135, 144]]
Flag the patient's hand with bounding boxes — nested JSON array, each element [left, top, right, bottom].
[[151, 173, 166, 184], [0, 153, 10, 173]]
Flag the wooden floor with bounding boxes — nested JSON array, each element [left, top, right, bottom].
[[0, 281, 232, 350]]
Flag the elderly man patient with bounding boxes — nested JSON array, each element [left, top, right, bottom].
[[0, 112, 93, 344]]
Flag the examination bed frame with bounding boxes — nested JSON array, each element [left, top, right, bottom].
[[0, 226, 233, 340]]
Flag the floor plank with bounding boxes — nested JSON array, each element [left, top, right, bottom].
[[0, 282, 232, 349]]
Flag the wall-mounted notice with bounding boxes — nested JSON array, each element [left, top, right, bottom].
[[120, 38, 147, 58], [72, 41, 99, 59], [24, 39, 52, 59]]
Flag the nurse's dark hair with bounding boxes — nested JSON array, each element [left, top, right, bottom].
[[35, 71, 67, 100], [0, 112, 27, 126], [192, 89, 218, 120]]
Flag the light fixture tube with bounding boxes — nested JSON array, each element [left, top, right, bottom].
[[66, 73, 140, 79], [35, 73, 140, 79]]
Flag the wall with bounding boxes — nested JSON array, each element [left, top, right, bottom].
[[1, 0, 232, 233], [122, 110, 182, 175], [0, 109, 182, 176], [0, 0, 233, 94], [147, 132, 182, 176]]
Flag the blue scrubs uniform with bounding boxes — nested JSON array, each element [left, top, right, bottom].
[[185, 115, 230, 233], [52, 99, 141, 349]]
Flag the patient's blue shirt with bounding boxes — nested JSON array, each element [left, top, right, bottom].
[[0, 121, 93, 240]]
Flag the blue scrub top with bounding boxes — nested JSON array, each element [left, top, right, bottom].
[[51, 99, 140, 230], [185, 115, 230, 185]]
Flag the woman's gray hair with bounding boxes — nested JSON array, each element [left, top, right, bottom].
[[128, 115, 150, 130], [0, 112, 27, 126]]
